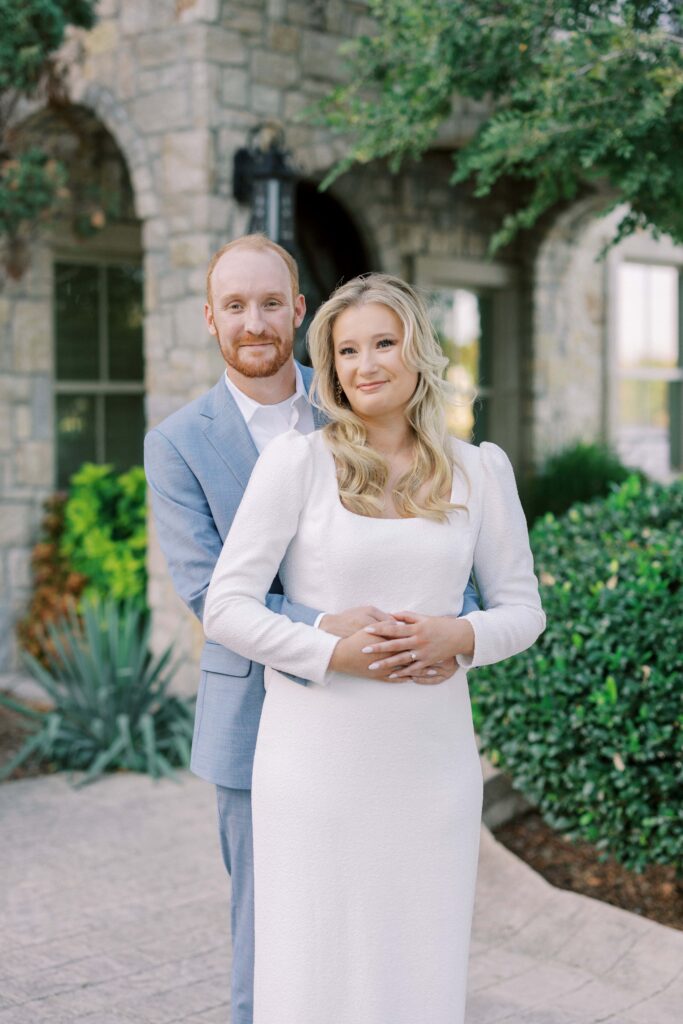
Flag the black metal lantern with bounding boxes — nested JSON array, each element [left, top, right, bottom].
[[233, 123, 296, 252]]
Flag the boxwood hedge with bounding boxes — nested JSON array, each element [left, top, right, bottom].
[[470, 474, 683, 872]]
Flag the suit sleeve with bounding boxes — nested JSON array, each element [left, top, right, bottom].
[[203, 432, 340, 685], [144, 427, 222, 622], [457, 442, 546, 669], [144, 427, 321, 635], [460, 575, 480, 615]]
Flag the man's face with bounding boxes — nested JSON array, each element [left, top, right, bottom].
[[204, 247, 306, 379]]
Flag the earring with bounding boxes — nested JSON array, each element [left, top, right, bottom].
[[335, 379, 344, 403]]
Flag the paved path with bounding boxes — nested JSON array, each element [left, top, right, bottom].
[[0, 773, 680, 1023]]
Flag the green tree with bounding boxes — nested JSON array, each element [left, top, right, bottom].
[[317, 1, 683, 251], [0, 1, 97, 276]]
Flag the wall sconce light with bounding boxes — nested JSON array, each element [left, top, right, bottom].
[[233, 122, 296, 251]]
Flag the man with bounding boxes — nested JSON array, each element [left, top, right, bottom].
[[144, 235, 477, 1024]]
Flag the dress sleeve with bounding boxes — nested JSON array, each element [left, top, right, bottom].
[[203, 431, 340, 685], [457, 442, 546, 670]]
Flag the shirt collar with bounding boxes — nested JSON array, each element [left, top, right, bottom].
[[224, 363, 309, 424]]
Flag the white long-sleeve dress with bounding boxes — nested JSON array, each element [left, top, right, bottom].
[[204, 429, 545, 1024]]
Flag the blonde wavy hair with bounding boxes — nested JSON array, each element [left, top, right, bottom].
[[307, 273, 468, 521]]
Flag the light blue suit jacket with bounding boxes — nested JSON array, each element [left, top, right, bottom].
[[144, 365, 478, 789]]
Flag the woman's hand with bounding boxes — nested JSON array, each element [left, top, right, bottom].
[[328, 623, 457, 684], [361, 611, 475, 680]]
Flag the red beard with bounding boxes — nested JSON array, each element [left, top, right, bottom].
[[219, 330, 294, 379]]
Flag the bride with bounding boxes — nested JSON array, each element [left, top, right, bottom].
[[204, 273, 545, 1024]]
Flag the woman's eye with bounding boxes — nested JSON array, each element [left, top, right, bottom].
[[377, 338, 395, 348], [338, 346, 356, 356]]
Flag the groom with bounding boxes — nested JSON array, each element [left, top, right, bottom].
[[144, 234, 477, 1024]]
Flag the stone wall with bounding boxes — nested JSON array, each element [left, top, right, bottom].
[[0, 247, 54, 671], [532, 201, 683, 468]]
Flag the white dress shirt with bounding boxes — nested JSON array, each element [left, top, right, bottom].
[[224, 364, 315, 454]]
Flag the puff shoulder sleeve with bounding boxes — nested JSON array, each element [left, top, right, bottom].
[[458, 442, 545, 669], [203, 431, 340, 685]]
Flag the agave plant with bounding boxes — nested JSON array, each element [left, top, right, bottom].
[[1, 598, 192, 786]]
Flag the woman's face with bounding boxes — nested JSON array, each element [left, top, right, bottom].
[[332, 302, 418, 420]]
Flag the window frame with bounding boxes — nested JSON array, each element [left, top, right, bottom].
[[52, 250, 145, 483], [414, 255, 520, 463], [606, 235, 683, 476]]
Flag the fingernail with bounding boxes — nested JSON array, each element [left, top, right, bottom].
[[364, 626, 376, 633], [361, 646, 374, 654], [389, 673, 398, 679], [427, 670, 437, 676], [368, 662, 380, 670]]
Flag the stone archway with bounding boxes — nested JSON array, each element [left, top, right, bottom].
[[0, 102, 144, 673]]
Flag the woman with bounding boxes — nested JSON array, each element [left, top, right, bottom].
[[204, 274, 545, 1024]]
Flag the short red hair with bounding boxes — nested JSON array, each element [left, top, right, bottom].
[[206, 234, 300, 305]]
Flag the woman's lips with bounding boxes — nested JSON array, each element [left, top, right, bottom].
[[357, 381, 387, 392]]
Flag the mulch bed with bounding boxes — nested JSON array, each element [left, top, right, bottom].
[[2, 699, 681, 931], [495, 811, 682, 932]]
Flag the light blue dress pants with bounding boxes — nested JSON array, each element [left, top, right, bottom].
[[216, 786, 255, 1024]]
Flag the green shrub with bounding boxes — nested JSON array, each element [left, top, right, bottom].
[[1, 599, 192, 785], [60, 463, 147, 607], [523, 441, 642, 522], [471, 474, 683, 872]]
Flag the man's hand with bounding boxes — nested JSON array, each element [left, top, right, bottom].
[[360, 611, 475, 680], [319, 606, 390, 638], [328, 626, 456, 685]]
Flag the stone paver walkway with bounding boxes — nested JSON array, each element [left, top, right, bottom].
[[0, 772, 681, 1023]]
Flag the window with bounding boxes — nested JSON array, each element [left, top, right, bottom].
[[54, 260, 145, 489], [615, 262, 682, 478], [425, 288, 493, 443]]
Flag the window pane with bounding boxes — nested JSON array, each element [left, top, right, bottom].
[[107, 265, 144, 381], [55, 263, 100, 381], [426, 288, 492, 441], [56, 394, 97, 489], [616, 380, 676, 479], [615, 262, 681, 478], [617, 263, 678, 371], [104, 394, 145, 471]]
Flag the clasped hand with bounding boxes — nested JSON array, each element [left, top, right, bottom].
[[322, 607, 473, 685]]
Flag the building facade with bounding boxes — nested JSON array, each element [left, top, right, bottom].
[[1, 0, 682, 684]]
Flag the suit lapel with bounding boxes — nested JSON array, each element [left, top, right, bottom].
[[201, 378, 258, 490], [200, 363, 325, 489]]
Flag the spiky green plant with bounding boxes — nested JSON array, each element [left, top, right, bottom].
[[0, 598, 192, 786]]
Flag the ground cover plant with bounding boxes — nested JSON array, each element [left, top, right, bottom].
[[1, 598, 192, 785], [471, 474, 683, 873]]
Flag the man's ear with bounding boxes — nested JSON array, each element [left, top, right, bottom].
[[293, 293, 306, 328], [204, 302, 217, 336]]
